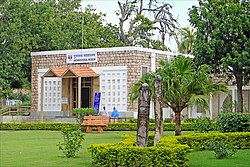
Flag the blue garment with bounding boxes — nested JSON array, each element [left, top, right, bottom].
[[111, 108, 119, 117]]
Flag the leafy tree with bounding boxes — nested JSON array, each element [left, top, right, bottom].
[[0, 0, 123, 98], [131, 56, 228, 136], [189, 0, 250, 112], [117, 0, 178, 49]]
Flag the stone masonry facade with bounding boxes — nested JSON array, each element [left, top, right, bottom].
[[31, 48, 169, 113]]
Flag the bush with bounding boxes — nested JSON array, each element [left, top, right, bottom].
[[0, 122, 204, 131], [0, 122, 79, 131], [183, 118, 197, 123], [73, 108, 98, 123], [8, 92, 31, 103], [57, 127, 85, 158], [88, 132, 250, 166], [88, 134, 190, 167], [206, 140, 238, 159], [216, 112, 250, 132], [193, 117, 214, 132], [176, 132, 250, 150], [163, 118, 172, 123]]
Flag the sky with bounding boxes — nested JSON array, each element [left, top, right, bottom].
[[81, 0, 199, 51]]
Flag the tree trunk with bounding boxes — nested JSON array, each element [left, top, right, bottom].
[[175, 111, 181, 136], [136, 83, 150, 147], [154, 76, 163, 146], [235, 72, 243, 113]]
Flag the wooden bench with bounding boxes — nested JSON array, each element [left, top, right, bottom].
[[81, 115, 110, 133]]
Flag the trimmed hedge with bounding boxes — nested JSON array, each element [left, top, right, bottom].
[[105, 122, 200, 131], [171, 132, 250, 150], [0, 122, 79, 130], [88, 132, 250, 167], [0, 122, 201, 131], [88, 134, 190, 167]]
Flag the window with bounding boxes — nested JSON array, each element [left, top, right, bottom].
[[141, 66, 149, 76], [99, 68, 127, 112], [42, 77, 61, 111]]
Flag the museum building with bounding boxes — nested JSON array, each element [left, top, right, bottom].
[[31, 46, 250, 120]]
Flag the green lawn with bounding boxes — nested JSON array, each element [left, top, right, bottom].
[[188, 150, 250, 167], [0, 130, 249, 167], [0, 130, 133, 167]]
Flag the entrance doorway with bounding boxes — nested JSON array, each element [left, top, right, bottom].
[[81, 88, 90, 108], [73, 77, 92, 108]]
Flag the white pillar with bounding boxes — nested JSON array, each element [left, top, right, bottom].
[[150, 52, 156, 118], [151, 52, 156, 72], [40, 76, 44, 122], [209, 93, 213, 119], [78, 77, 81, 108], [232, 89, 236, 112]]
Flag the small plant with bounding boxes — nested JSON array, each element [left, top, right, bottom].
[[193, 117, 213, 132], [73, 108, 98, 123], [57, 128, 85, 158], [206, 140, 238, 159]]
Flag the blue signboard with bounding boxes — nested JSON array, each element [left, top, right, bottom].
[[93, 92, 101, 112]]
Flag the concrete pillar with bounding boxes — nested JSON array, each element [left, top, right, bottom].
[[40, 76, 44, 122], [210, 94, 213, 120], [232, 88, 236, 112], [78, 77, 81, 108]]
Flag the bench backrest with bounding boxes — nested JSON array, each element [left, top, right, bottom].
[[83, 115, 110, 125]]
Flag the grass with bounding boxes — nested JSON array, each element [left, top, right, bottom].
[[0, 130, 133, 167], [0, 130, 250, 167], [188, 150, 250, 167]]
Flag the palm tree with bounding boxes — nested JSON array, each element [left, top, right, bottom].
[[130, 56, 228, 136], [178, 27, 195, 54], [158, 56, 227, 136], [169, 27, 195, 54]]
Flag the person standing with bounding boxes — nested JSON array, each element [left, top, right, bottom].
[[102, 106, 109, 116], [111, 107, 119, 117]]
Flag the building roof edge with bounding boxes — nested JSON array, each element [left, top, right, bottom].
[[31, 46, 193, 58]]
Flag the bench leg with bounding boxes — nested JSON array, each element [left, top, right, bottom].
[[97, 126, 103, 133], [86, 126, 92, 133]]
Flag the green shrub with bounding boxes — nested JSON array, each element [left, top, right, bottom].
[[8, 92, 31, 103], [0, 122, 79, 131], [193, 117, 214, 132], [88, 134, 190, 167], [73, 108, 98, 123], [104, 122, 196, 131], [0, 122, 203, 131], [216, 112, 250, 132], [163, 118, 172, 123], [183, 118, 197, 123], [206, 140, 238, 159], [57, 127, 85, 158], [176, 132, 250, 150]]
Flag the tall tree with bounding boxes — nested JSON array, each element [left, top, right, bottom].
[[117, 0, 178, 49], [189, 0, 250, 112], [0, 0, 123, 98]]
